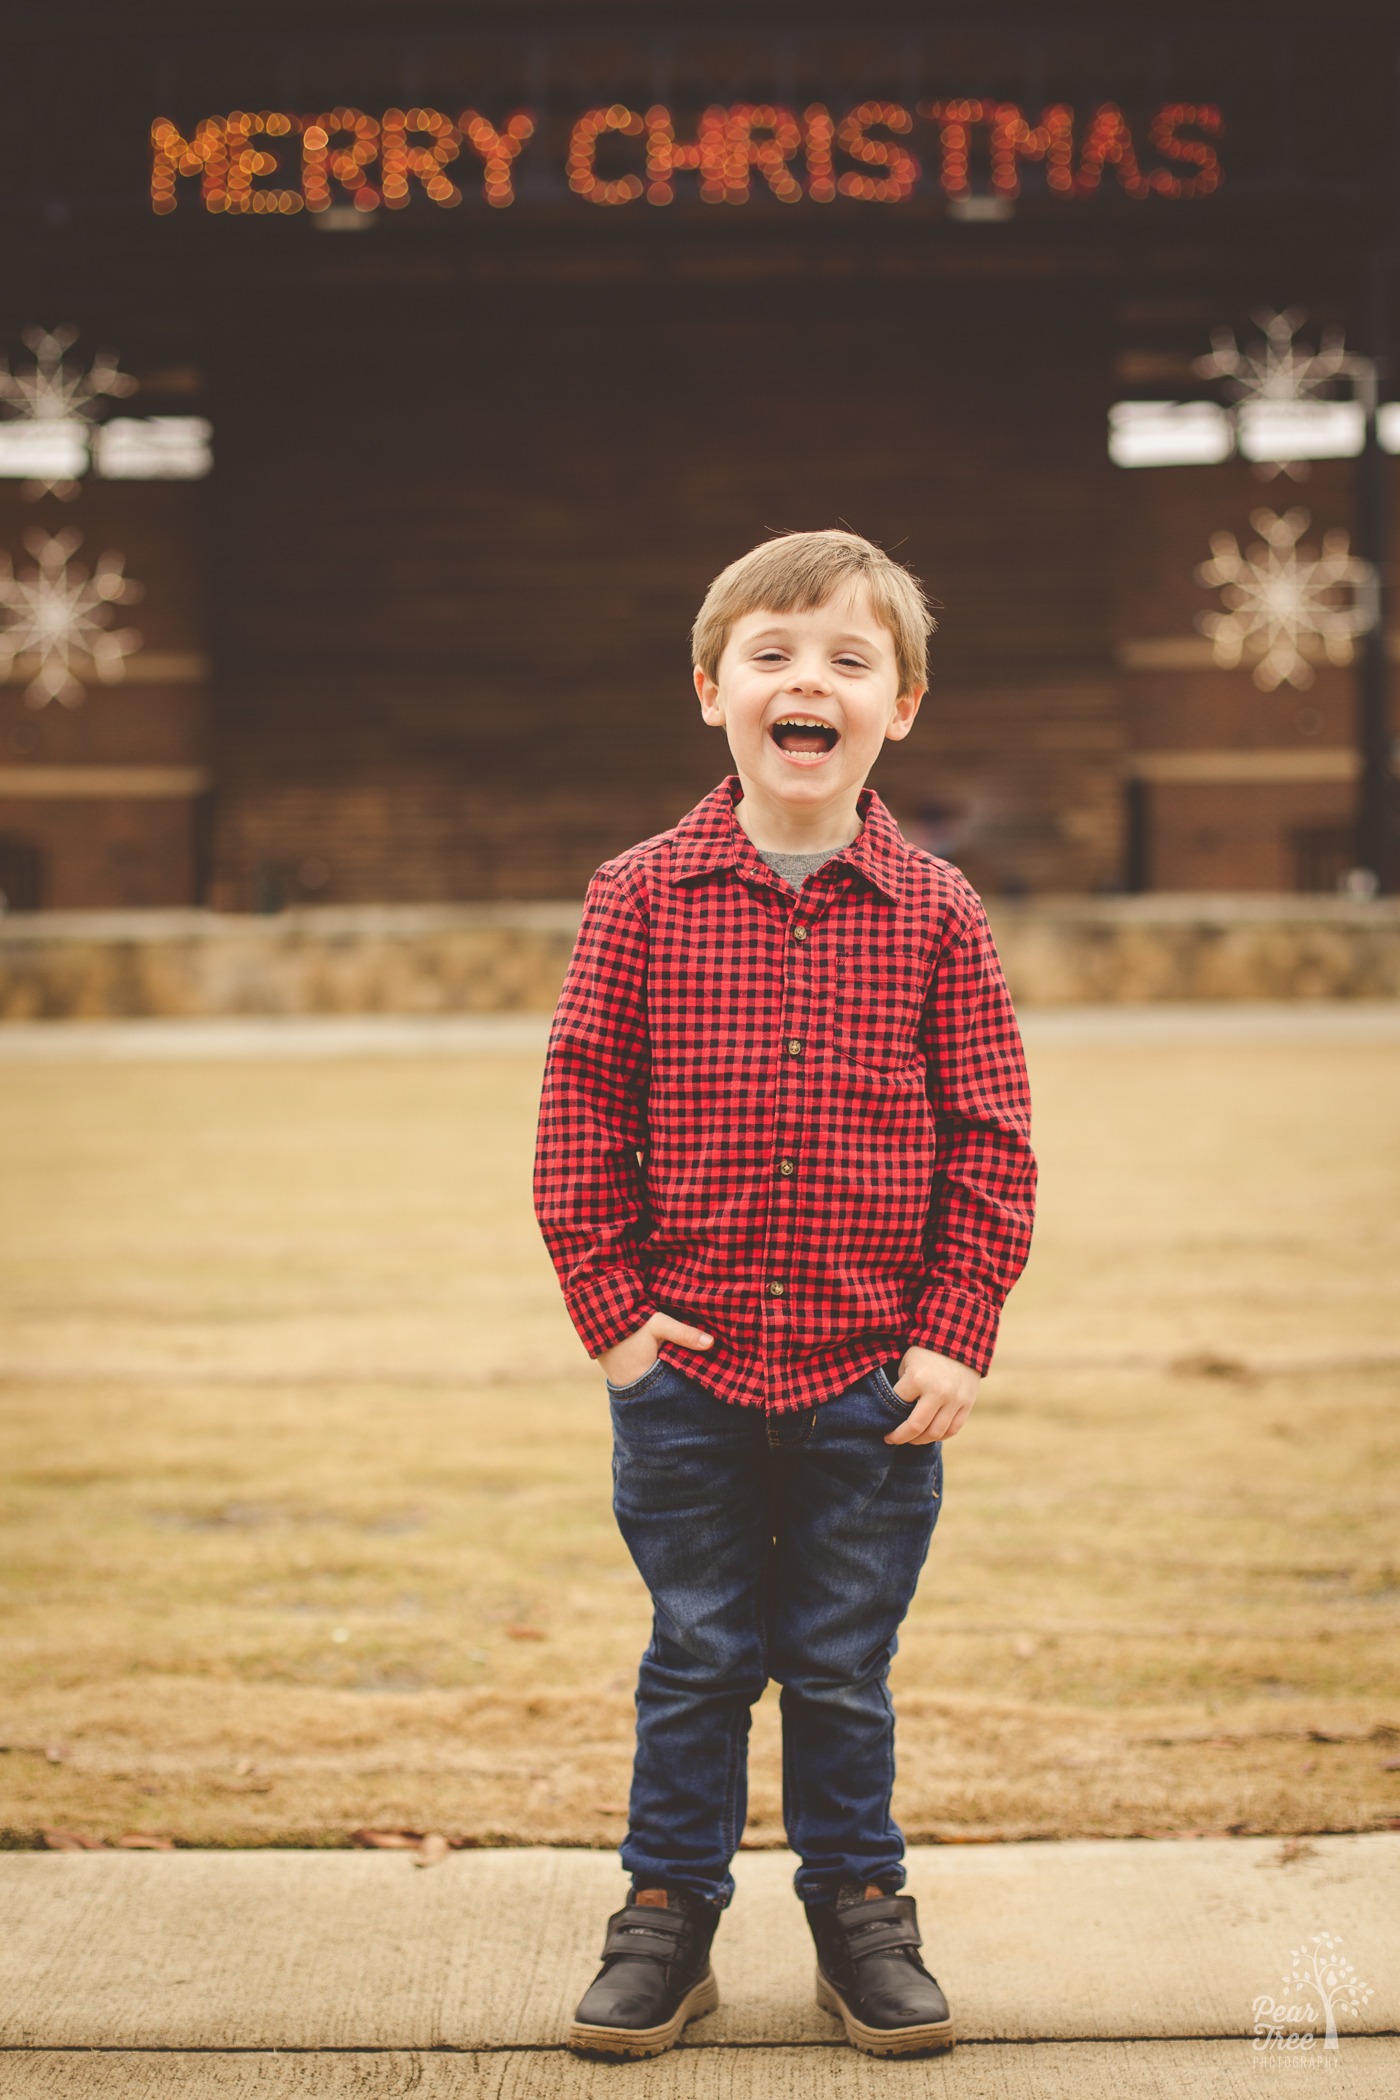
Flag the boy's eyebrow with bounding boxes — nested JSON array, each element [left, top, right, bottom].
[[741, 622, 888, 650]]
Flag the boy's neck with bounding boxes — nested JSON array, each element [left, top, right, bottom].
[[733, 782, 863, 857]]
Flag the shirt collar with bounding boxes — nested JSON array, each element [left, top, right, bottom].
[[669, 776, 907, 902]]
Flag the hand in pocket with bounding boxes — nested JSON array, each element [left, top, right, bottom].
[[598, 1311, 714, 1386]]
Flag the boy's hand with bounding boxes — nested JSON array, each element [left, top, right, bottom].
[[883, 1347, 980, 1444], [597, 1312, 714, 1387]]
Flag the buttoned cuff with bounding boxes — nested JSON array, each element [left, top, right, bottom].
[[907, 1281, 1001, 1377], [564, 1269, 657, 1359]]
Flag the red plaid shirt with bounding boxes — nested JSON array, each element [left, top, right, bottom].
[[534, 777, 1035, 1413]]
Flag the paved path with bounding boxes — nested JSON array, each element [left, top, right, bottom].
[[1, 1838, 1395, 2095], [0, 1000, 1398, 1059]]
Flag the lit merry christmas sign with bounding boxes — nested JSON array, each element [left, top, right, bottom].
[[151, 101, 1221, 214]]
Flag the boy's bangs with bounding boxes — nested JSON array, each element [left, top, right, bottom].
[[691, 530, 935, 695]]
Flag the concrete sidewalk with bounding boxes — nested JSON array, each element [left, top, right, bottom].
[[0, 1837, 1395, 2095]]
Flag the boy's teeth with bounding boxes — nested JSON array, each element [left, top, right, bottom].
[[772, 717, 838, 755]]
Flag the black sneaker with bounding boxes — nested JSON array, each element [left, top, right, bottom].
[[806, 1884, 955, 2057], [567, 1888, 721, 2059]]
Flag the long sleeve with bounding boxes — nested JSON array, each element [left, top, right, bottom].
[[533, 870, 657, 1356], [908, 898, 1036, 1374]]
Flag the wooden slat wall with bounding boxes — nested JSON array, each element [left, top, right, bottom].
[[205, 272, 1126, 905], [1117, 456, 1400, 890], [0, 482, 209, 908]]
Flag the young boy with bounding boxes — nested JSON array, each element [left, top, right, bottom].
[[533, 529, 1035, 2060]]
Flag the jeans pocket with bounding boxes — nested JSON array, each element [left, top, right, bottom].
[[873, 1362, 914, 1410], [605, 1356, 667, 1398]]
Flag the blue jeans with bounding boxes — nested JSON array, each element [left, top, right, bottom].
[[607, 1360, 943, 1907]]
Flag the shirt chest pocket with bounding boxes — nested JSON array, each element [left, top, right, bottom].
[[831, 945, 930, 1072]]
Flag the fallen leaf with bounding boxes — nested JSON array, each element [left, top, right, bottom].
[[116, 1834, 175, 1850], [414, 1832, 451, 1868], [505, 1625, 547, 1641], [351, 1828, 423, 1849], [39, 1827, 107, 1851]]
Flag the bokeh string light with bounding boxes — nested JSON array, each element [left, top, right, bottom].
[[224, 111, 304, 215], [721, 106, 805, 205], [1147, 105, 1223, 199], [802, 106, 837, 202], [462, 110, 536, 208], [380, 108, 462, 211], [643, 105, 729, 204], [567, 106, 648, 205], [154, 108, 532, 212], [833, 103, 919, 203], [300, 110, 381, 213], [920, 99, 1218, 200], [920, 100, 1075, 199], [152, 103, 1224, 212]]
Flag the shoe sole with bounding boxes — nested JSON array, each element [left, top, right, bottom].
[[816, 1967, 956, 2057], [567, 1967, 720, 2060]]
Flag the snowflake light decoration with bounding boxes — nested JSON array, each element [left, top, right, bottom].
[[0, 326, 138, 499], [1195, 507, 1378, 691], [1194, 308, 1370, 479], [0, 529, 143, 707], [1196, 305, 1366, 405]]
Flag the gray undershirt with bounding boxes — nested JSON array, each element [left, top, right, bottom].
[[755, 844, 847, 889]]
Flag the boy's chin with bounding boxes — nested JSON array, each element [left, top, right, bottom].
[[744, 753, 863, 801]]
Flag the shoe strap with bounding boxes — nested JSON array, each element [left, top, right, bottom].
[[601, 1903, 690, 1963], [835, 1894, 922, 1960]]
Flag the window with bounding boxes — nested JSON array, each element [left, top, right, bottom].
[[91, 417, 213, 479], [0, 834, 45, 911], [1109, 398, 1400, 468], [0, 415, 212, 482], [1108, 401, 1231, 467]]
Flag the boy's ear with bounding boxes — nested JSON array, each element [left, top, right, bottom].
[[695, 664, 725, 726], [884, 686, 925, 743]]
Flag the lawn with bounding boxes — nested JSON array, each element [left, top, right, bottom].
[[1, 1039, 1397, 1848]]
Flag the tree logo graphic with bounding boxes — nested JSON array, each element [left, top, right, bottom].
[[1252, 1932, 1374, 2055]]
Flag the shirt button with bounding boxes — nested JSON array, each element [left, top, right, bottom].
[[786, 1038, 804, 1057], [792, 926, 808, 943], [769, 1281, 785, 1297], [777, 1157, 795, 1176]]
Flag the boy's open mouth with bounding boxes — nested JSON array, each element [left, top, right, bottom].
[[770, 716, 840, 758]]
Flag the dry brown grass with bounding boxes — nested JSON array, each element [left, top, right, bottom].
[[1, 1043, 1397, 1848]]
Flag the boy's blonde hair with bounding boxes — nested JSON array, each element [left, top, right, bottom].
[[691, 529, 935, 697]]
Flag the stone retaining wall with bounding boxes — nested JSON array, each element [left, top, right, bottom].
[[1, 898, 1398, 1020]]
